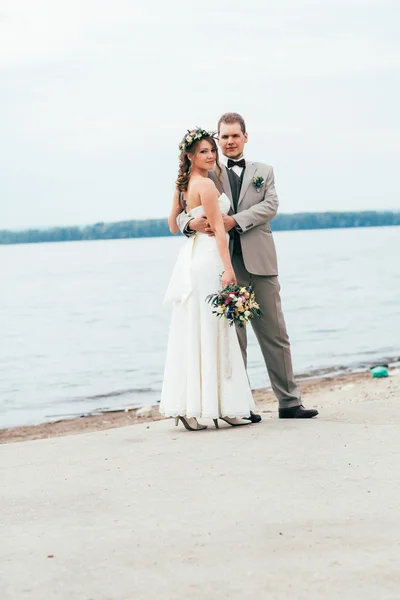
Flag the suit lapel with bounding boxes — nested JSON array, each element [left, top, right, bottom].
[[238, 162, 257, 206]]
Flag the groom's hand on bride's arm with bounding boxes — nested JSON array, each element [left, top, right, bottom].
[[222, 215, 238, 232], [204, 215, 237, 236]]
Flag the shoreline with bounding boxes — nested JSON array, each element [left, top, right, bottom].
[[2, 219, 399, 248], [1, 365, 399, 445]]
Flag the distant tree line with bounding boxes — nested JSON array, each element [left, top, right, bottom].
[[1, 211, 399, 245]]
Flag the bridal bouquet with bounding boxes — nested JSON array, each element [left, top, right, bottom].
[[206, 284, 262, 328]]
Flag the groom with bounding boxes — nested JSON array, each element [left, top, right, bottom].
[[178, 112, 318, 420]]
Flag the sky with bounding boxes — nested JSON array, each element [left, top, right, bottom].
[[1, 0, 400, 229]]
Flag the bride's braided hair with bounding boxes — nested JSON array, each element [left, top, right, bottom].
[[176, 128, 222, 193]]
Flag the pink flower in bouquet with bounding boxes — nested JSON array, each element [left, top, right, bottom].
[[225, 297, 231, 305]]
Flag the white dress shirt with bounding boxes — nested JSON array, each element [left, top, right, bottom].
[[220, 154, 246, 178]]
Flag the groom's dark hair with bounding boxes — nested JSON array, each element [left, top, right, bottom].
[[217, 112, 246, 134]]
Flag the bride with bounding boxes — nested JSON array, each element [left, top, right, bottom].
[[159, 128, 256, 431]]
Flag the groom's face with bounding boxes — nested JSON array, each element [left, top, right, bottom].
[[218, 122, 248, 159]]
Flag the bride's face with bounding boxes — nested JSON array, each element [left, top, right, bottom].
[[189, 140, 217, 171]]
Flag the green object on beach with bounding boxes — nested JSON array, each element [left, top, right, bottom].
[[370, 366, 389, 378]]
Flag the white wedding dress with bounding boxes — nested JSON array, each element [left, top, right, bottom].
[[159, 194, 255, 419]]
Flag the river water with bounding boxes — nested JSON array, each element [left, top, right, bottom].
[[1, 226, 399, 427]]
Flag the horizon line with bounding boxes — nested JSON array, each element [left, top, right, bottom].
[[2, 208, 400, 233]]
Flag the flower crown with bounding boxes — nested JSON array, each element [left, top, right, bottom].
[[179, 127, 217, 152]]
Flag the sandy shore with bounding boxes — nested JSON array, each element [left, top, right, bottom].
[[1, 367, 398, 444]]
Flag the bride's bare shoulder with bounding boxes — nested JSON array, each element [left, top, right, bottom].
[[192, 178, 218, 195]]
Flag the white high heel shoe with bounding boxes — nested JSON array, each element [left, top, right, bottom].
[[213, 417, 253, 428], [174, 416, 208, 431]]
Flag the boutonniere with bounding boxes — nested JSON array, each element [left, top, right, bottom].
[[252, 176, 265, 193]]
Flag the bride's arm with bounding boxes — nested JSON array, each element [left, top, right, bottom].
[[199, 180, 236, 287], [168, 190, 181, 234]]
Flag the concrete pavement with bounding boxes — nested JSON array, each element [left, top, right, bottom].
[[1, 395, 400, 599]]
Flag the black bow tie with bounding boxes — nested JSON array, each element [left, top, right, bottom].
[[227, 158, 246, 169]]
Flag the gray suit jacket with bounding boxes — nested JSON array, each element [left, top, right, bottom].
[[177, 161, 279, 275]]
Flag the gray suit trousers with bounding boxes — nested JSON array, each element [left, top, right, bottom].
[[232, 253, 301, 409]]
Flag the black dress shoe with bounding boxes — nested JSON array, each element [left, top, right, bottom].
[[243, 411, 262, 423], [279, 405, 318, 419]]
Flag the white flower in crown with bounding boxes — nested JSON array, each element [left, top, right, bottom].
[[252, 176, 265, 193]]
